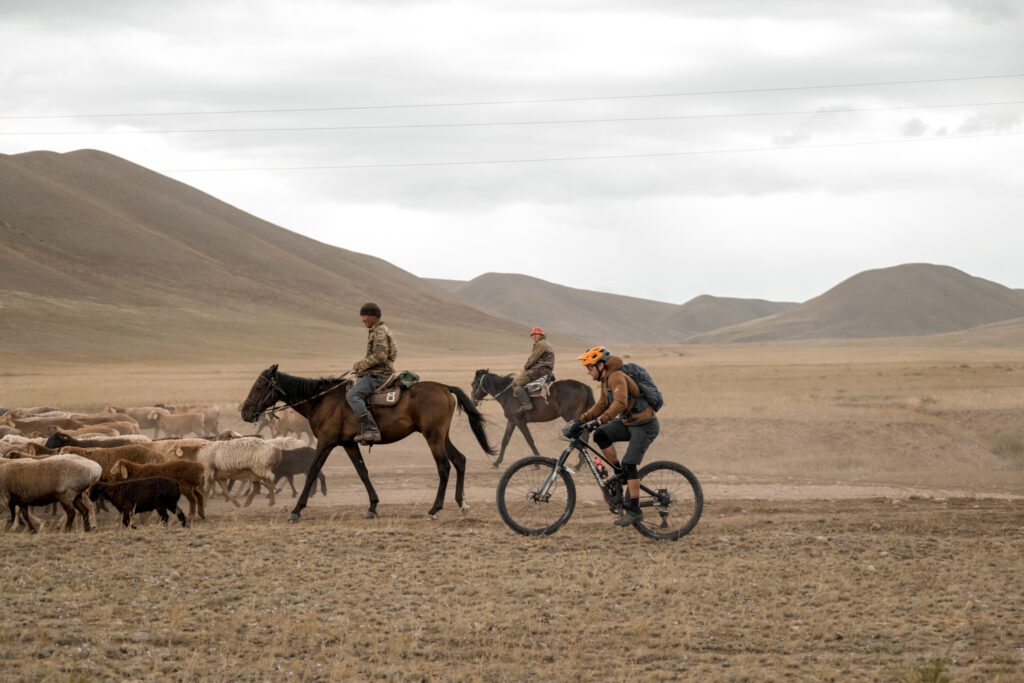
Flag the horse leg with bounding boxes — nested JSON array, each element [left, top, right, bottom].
[[424, 433, 452, 519], [444, 434, 468, 513], [339, 443, 379, 519], [494, 420, 516, 468], [515, 419, 543, 457], [290, 442, 338, 522]]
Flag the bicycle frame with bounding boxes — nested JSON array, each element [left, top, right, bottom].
[[537, 435, 679, 520], [537, 436, 617, 502]]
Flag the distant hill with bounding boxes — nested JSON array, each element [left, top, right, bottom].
[[435, 274, 796, 343], [0, 149, 526, 362], [665, 295, 798, 336], [687, 264, 1024, 343]]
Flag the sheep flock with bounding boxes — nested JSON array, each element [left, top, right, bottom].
[[0, 403, 320, 533]]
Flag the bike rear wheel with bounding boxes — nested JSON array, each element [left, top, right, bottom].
[[632, 461, 703, 541], [496, 456, 576, 536]]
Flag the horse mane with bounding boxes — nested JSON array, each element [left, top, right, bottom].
[[275, 370, 346, 403], [484, 371, 513, 394]]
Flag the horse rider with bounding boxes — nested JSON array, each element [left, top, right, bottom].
[[347, 302, 398, 444], [572, 346, 659, 527], [511, 327, 555, 415]]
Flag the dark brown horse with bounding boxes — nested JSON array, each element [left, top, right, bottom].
[[240, 364, 495, 522], [470, 369, 594, 467]]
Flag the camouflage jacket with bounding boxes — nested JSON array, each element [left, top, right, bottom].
[[356, 322, 398, 377]]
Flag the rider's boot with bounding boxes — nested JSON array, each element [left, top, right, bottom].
[[354, 412, 381, 444], [513, 386, 533, 415]]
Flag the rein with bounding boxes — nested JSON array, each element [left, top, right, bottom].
[[257, 371, 351, 417], [479, 373, 513, 401]]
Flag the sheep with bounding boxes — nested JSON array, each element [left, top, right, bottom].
[[231, 446, 327, 501], [0, 454, 102, 532], [71, 412, 138, 427], [158, 403, 220, 434], [150, 411, 206, 439], [0, 426, 22, 438], [89, 477, 187, 528], [273, 447, 327, 498], [0, 413, 85, 438], [104, 406, 165, 433], [262, 408, 315, 444], [57, 444, 166, 481], [1, 435, 45, 457], [44, 431, 150, 450], [113, 459, 206, 525], [177, 437, 281, 508]]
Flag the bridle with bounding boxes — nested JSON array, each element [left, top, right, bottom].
[[243, 369, 350, 419], [471, 371, 513, 405]]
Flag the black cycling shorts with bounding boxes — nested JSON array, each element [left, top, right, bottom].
[[593, 417, 659, 465]]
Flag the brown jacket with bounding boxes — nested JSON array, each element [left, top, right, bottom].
[[513, 336, 555, 385], [579, 355, 655, 426]]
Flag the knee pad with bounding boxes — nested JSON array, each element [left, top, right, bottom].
[[594, 430, 613, 450], [622, 463, 638, 479]]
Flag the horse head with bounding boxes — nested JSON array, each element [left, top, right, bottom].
[[240, 363, 281, 423], [470, 369, 490, 406]]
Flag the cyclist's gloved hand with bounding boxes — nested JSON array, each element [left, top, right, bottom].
[[583, 419, 602, 432], [561, 418, 582, 438]]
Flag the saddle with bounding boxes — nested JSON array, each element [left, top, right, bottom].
[[524, 375, 555, 400], [367, 370, 420, 407]]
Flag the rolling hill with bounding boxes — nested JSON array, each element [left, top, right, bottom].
[[428, 275, 797, 343], [3, 149, 1023, 362], [686, 264, 1024, 344], [0, 149, 526, 362]]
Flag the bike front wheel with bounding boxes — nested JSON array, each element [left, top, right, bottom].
[[496, 456, 577, 536], [632, 461, 703, 541]]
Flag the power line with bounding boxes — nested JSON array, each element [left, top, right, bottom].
[[5, 99, 1023, 136], [4, 72, 1024, 120], [163, 130, 1024, 173]]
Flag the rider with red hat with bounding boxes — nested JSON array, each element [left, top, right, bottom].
[[511, 327, 555, 415]]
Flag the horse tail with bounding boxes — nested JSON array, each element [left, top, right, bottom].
[[448, 386, 497, 456]]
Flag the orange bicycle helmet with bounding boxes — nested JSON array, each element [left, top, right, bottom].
[[577, 346, 611, 367]]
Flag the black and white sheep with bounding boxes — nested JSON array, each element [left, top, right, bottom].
[[89, 477, 188, 528]]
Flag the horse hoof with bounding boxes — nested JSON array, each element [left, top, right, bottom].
[[288, 513, 301, 523], [460, 504, 470, 514], [364, 510, 377, 519]]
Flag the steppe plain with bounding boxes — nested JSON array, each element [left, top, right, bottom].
[[2, 344, 1023, 681]]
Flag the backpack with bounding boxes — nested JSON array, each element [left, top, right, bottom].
[[619, 362, 664, 414]]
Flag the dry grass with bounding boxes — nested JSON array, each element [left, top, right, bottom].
[[3, 343, 1024, 680], [2, 498, 1022, 681]]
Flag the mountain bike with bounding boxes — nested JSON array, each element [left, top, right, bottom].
[[495, 426, 703, 540]]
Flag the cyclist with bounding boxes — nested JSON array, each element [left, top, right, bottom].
[[571, 346, 659, 526]]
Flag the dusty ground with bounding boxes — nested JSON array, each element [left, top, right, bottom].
[[2, 344, 1023, 680]]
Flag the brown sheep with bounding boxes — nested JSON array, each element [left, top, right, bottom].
[[0, 414, 85, 438], [113, 458, 206, 525], [58, 444, 166, 481]]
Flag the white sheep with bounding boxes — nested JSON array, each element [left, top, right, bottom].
[[0, 454, 102, 532], [177, 437, 281, 508]]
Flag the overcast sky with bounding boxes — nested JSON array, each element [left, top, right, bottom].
[[3, 0, 1023, 304]]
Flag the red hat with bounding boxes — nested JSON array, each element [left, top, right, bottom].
[[530, 327, 545, 336]]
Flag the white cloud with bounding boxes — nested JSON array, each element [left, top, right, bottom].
[[2, 0, 1023, 302]]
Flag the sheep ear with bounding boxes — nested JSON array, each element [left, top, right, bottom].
[[173, 446, 182, 457]]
